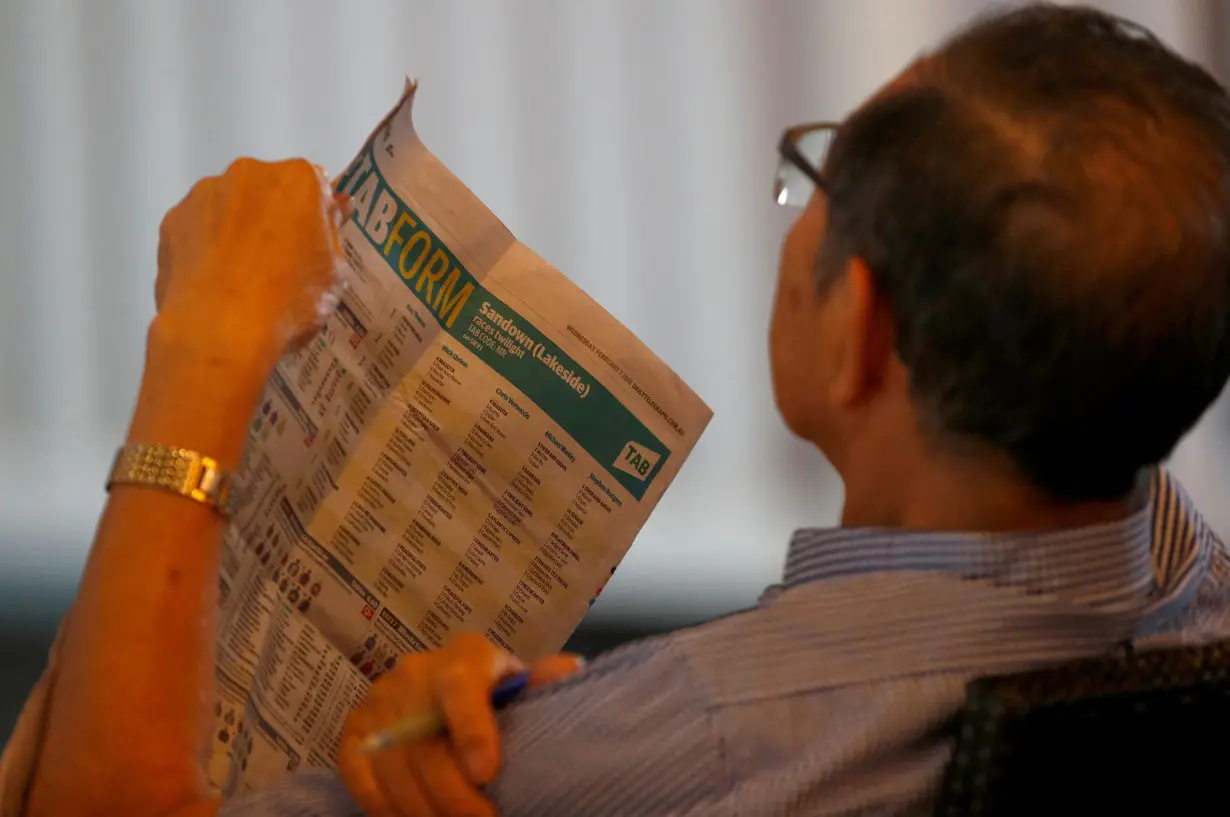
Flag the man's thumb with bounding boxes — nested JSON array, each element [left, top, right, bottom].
[[528, 654, 586, 687]]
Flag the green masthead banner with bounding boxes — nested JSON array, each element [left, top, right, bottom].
[[336, 145, 669, 501]]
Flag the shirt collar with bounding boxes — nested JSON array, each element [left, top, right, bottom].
[[781, 469, 1203, 608]]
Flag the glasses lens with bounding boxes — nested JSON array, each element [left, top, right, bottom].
[[774, 160, 811, 207], [774, 127, 835, 207]]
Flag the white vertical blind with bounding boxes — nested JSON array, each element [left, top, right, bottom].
[[0, 0, 1226, 619]]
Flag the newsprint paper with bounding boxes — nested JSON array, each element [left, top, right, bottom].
[[208, 80, 712, 795]]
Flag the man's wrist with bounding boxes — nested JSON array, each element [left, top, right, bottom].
[[127, 316, 273, 469], [145, 313, 281, 385]]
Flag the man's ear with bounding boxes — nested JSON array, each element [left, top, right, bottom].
[[829, 257, 894, 408]]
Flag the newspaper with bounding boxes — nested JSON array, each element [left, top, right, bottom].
[[206, 80, 712, 794]]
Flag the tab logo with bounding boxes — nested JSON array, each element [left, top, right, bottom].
[[614, 441, 660, 481]]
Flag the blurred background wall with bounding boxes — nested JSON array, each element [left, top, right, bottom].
[[2, 0, 1228, 739]]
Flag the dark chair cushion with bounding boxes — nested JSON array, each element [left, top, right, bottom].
[[934, 639, 1230, 816]]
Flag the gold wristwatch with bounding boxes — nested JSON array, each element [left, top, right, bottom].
[[106, 443, 234, 516]]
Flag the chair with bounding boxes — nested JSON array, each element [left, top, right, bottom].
[[933, 638, 1230, 816]]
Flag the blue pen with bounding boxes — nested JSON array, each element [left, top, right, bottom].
[[358, 672, 531, 754]]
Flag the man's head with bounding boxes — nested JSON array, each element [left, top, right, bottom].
[[770, 3, 1230, 510]]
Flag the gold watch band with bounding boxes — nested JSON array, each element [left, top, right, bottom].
[[106, 443, 234, 516]]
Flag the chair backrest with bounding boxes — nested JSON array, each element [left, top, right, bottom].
[[933, 638, 1230, 816]]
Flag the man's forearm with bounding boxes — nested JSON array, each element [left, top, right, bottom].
[[27, 322, 267, 817]]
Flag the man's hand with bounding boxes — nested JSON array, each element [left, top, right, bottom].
[[339, 633, 584, 817], [22, 158, 350, 817], [152, 157, 349, 383]]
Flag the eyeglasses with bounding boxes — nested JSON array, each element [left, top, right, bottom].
[[775, 122, 838, 207]]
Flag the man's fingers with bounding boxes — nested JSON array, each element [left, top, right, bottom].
[[338, 636, 528, 817], [334, 191, 354, 220], [436, 633, 521, 784], [154, 257, 170, 310], [337, 732, 400, 817], [407, 740, 497, 817], [316, 164, 355, 221], [436, 661, 503, 784], [387, 648, 436, 713], [340, 672, 431, 816], [529, 654, 586, 687], [372, 745, 442, 817]]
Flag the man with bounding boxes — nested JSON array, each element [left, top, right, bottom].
[[4, 3, 1230, 817], [244, 5, 1230, 815]]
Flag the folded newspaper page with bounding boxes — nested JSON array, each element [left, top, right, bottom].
[[208, 80, 712, 794]]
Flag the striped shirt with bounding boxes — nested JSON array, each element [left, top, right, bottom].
[[220, 469, 1230, 816]]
